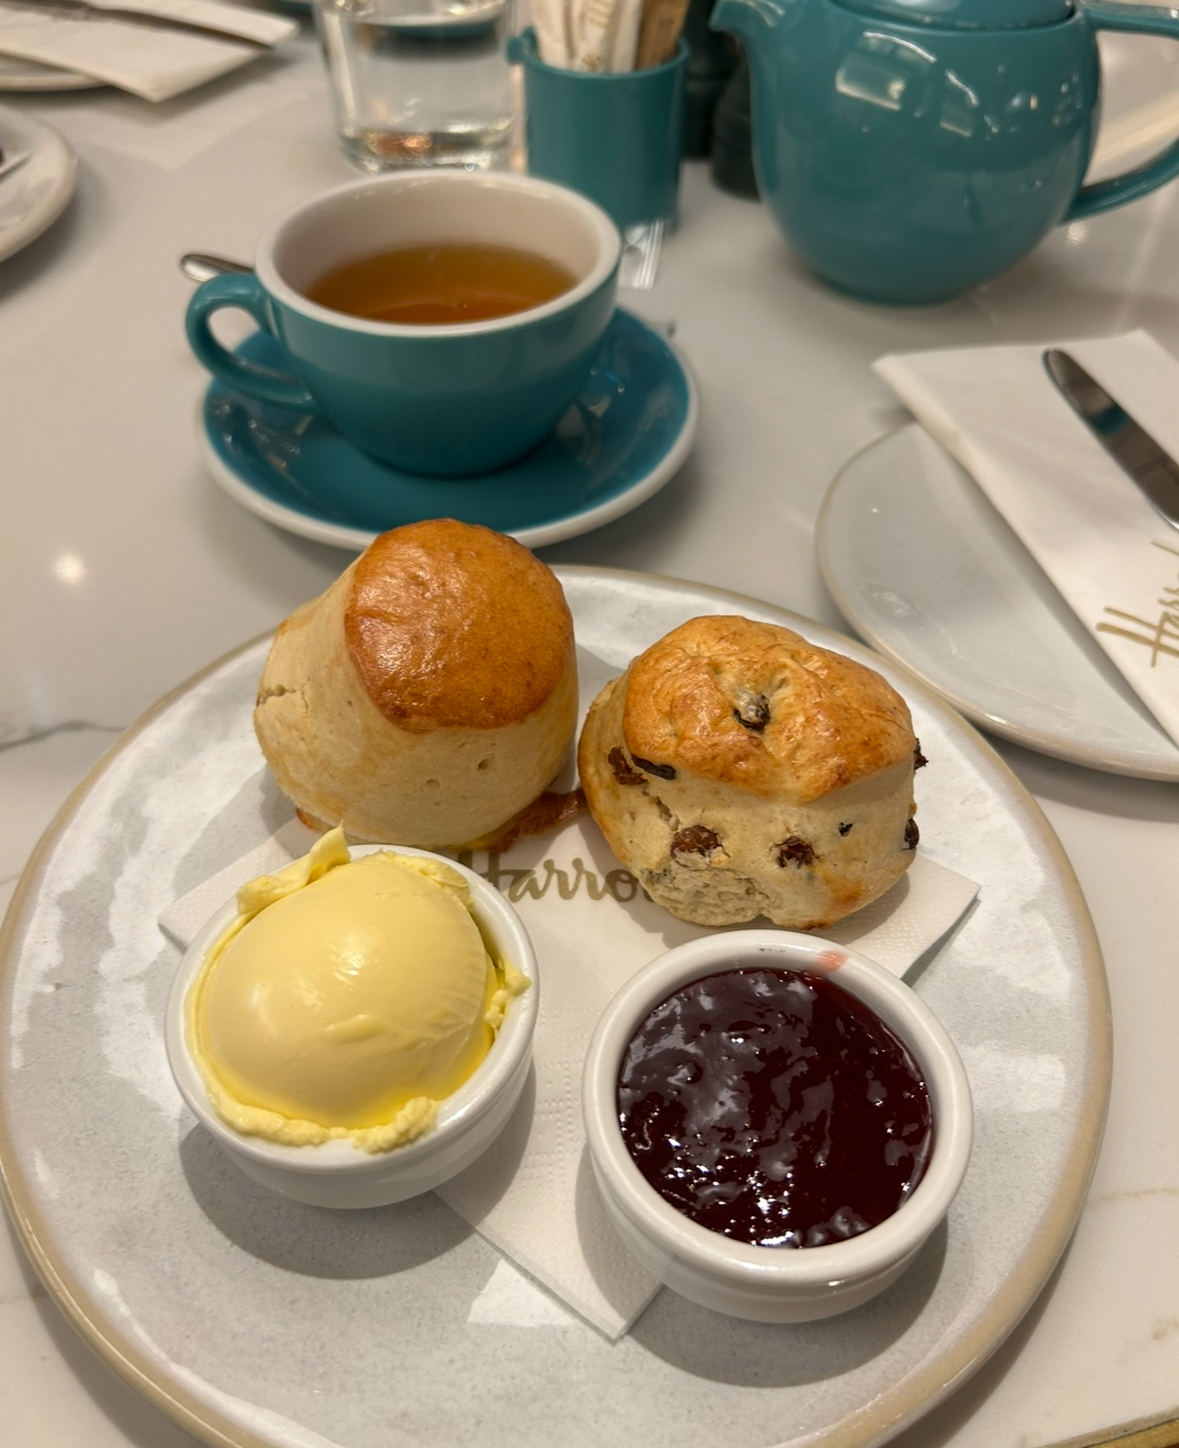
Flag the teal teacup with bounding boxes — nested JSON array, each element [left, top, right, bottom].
[[185, 172, 621, 477]]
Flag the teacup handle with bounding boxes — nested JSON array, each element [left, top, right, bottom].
[[185, 272, 317, 410], [1066, 0, 1179, 221]]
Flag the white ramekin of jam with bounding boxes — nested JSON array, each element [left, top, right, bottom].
[[582, 931, 972, 1322]]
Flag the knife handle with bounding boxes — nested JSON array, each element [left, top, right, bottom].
[[1065, 1, 1179, 222]]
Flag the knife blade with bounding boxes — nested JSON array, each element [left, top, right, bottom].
[[1043, 347, 1179, 531]]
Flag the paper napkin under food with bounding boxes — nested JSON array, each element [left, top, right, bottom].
[[160, 756, 978, 1341], [875, 330, 1179, 750], [0, 1, 297, 101]]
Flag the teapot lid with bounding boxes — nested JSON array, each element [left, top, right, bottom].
[[836, 0, 1072, 28]]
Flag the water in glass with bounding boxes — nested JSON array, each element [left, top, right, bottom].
[[316, 0, 515, 171]]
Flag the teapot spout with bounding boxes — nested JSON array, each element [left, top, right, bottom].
[[710, 0, 787, 44]]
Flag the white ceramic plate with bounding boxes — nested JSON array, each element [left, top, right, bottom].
[[0, 105, 76, 263], [0, 568, 1109, 1448], [818, 423, 1179, 781], [0, 55, 103, 91]]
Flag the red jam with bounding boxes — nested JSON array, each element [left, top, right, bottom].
[[617, 965, 934, 1248]]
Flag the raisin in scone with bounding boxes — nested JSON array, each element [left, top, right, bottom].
[[254, 519, 578, 849], [578, 615, 921, 929]]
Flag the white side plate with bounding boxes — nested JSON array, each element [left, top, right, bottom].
[[0, 105, 76, 263], [818, 423, 1179, 781]]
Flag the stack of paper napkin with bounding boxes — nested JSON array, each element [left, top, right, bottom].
[[0, 0, 298, 101], [875, 330, 1179, 751]]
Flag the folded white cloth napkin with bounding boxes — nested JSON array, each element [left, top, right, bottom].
[[875, 330, 1179, 750], [0, 0, 297, 101], [161, 786, 978, 1341]]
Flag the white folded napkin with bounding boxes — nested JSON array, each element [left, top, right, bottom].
[[0, 0, 297, 101], [161, 776, 978, 1340], [875, 331, 1179, 750], [61, 0, 296, 44]]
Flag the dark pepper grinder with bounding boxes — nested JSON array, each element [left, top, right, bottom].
[[681, 0, 736, 158], [710, 49, 759, 199]]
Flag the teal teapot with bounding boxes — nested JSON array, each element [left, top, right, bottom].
[[710, 0, 1179, 304]]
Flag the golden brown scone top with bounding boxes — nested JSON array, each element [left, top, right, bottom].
[[344, 519, 573, 732], [621, 615, 915, 802]]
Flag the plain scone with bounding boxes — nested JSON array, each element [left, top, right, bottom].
[[254, 519, 578, 848], [578, 615, 921, 929]]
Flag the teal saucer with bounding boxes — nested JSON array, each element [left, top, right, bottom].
[[199, 308, 697, 551]]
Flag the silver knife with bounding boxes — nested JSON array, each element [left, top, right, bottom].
[[1043, 347, 1179, 531]]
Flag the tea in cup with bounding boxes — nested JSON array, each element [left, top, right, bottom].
[[185, 172, 620, 477]]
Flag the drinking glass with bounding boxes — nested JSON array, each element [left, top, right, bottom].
[[314, 0, 515, 171]]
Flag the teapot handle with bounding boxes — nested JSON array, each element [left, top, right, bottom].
[[1065, 1, 1179, 221]]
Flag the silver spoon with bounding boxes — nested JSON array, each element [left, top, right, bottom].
[[180, 252, 251, 282]]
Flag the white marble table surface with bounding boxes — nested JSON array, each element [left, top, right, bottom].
[[1, 20, 1178, 1448]]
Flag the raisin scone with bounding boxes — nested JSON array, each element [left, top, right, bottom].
[[578, 615, 922, 929], [254, 519, 578, 849]]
